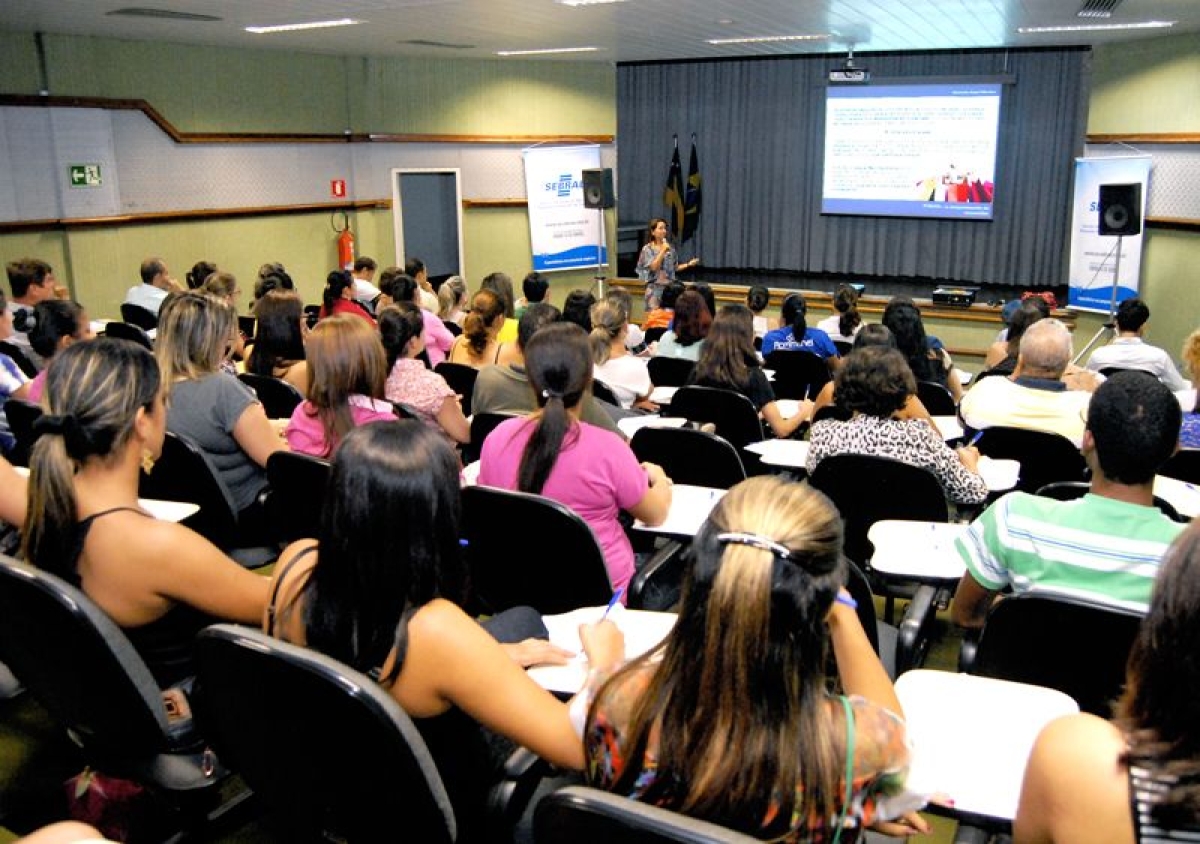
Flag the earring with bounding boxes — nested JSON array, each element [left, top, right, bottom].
[[141, 449, 156, 475]]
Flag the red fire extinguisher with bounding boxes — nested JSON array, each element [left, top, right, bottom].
[[333, 211, 354, 271]]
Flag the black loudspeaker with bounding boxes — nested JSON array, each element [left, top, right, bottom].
[[582, 168, 615, 209], [1098, 183, 1142, 236]]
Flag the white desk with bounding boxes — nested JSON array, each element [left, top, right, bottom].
[[527, 605, 677, 694], [743, 438, 810, 469], [931, 416, 964, 442], [616, 415, 687, 440], [633, 484, 724, 537], [977, 456, 1020, 492], [648, 386, 679, 405], [1154, 474, 1200, 519], [867, 520, 969, 582], [12, 467, 199, 522], [896, 669, 1078, 823]]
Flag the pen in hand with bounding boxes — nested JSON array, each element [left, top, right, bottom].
[[602, 587, 626, 620]]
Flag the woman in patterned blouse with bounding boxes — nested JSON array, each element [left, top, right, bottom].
[[582, 476, 926, 841]]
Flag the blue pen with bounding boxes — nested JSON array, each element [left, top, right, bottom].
[[835, 593, 858, 610], [968, 431, 983, 447], [602, 587, 626, 619]]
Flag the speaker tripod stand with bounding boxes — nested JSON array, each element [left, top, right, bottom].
[[1072, 233, 1124, 366]]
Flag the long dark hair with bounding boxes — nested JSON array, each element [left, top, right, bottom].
[[23, 339, 160, 582], [322, 270, 354, 315], [587, 477, 847, 837], [781, 293, 808, 341], [378, 303, 425, 372], [833, 285, 862, 338], [692, 305, 760, 395], [28, 300, 88, 360], [1119, 521, 1200, 828], [517, 323, 590, 495], [302, 421, 465, 682], [248, 290, 305, 376], [882, 298, 939, 383]]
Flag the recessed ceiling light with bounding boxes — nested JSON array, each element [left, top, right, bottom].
[[1018, 19, 1174, 33], [556, 0, 626, 5], [495, 46, 601, 56], [245, 18, 361, 34], [706, 34, 829, 45], [107, 7, 222, 21]]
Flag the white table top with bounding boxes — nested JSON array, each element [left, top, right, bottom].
[[867, 520, 970, 581], [1154, 474, 1200, 519], [977, 456, 1020, 492], [633, 483, 724, 537], [616, 415, 688, 439], [931, 416, 964, 441], [12, 467, 199, 522], [743, 438, 810, 468], [527, 605, 677, 694], [896, 669, 1078, 823], [648, 385, 679, 404]]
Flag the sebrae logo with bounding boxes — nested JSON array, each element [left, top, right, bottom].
[[546, 173, 582, 196]]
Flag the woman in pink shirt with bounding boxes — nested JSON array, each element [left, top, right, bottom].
[[286, 315, 395, 457], [478, 323, 672, 594]]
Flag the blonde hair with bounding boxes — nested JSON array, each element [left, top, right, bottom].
[[200, 271, 239, 303], [588, 477, 847, 837], [302, 314, 388, 457], [155, 291, 237, 389], [438, 276, 467, 320], [1182, 329, 1200, 379], [588, 301, 625, 365]]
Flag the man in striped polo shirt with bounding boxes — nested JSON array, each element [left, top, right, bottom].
[[952, 371, 1185, 627]]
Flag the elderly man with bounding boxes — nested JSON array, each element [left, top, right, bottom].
[[952, 372, 1185, 627], [959, 318, 1093, 447], [123, 257, 179, 316]]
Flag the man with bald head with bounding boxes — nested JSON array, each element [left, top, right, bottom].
[[959, 318, 1093, 446]]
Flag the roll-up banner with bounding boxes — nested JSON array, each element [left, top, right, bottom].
[[522, 145, 606, 272]]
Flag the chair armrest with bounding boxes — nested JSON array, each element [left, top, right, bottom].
[[627, 541, 684, 610], [488, 746, 554, 827], [958, 628, 982, 673], [895, 584, 939, 675]]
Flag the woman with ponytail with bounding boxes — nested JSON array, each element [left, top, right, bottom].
[[478, 323, 671, 593], [448, 289, 515, 369], [762, 292, 841, 365], [590, 300, 656, 411], [23, 338, 268, 686], [317, 269, 374, 326], [817, 284, 865, 345], [25, 299, 94, 404], [582, 476, 925, 840]]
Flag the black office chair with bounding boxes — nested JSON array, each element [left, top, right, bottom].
[[461, 485, 612, 616], [1159, 448, 1200, 485], [139, 431, 275, 568], [591, 379, 620, 407], [842, 557, 936, 678], [237, 372, 303, 419], [265, 451, 332, 545], [630, 426, 746, 490], [763, 350, 830, 401], [974, 426, 1088, 494], [4, 397, 42, 468], [1099, 366, 1152, 379], [669, 386, 767, 475], [0, 556, 235, 825], [0, 341, 38, 378], [535, 785, 761, 844], [464, 412, 517, 465], [120, 302, 159, 331], [194, 624, 456, 843], [434, 361, 479, 418], [958, 592, 1144, 717], [915, 380, 957, 416], [1036, 480, 1186, 522], [237, 315, 256, 342], [833, 340, 854, 357], [643, 327, 668, 345], [104, 320, 154, 350], [647, 356, 696, 388]]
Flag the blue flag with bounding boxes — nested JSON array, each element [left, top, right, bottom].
[[663, 136, 684, 236], [682, 136, 701, 243]]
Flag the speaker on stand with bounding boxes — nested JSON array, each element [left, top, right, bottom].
[[582, 168, 614, 299], [1074, 182, 1144, 365]]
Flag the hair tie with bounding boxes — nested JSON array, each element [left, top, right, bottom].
[[716, 531, 795, 562], [541, 388, 564, 400], [32, 413, 86, 454]]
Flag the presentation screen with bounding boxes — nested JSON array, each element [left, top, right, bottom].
[[821, 81, 1002, 221]]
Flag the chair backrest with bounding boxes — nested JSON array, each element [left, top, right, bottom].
[[237, 315, 257, 342], [629, 427, 746, 490], [964, 592, 1143, 717], [669, 386, 764, 449], [1159, 448, 1200, 485], [302, 304, 321, 329], [832, 340, 853, 357], [433, 361, 478, 418], [237, 372, 304, 419], [443, 320, 462, 337], [842, 557, 881, 656], [464, 412, 517, 465], [647, 356, 696, 388], [974, 426, 1088, 494], [643, 327, 668, 345], [4, 397, 42, 467], [120, 302, 159, 331], [591, 379, 619, 406], [0, 556, 175, 764], [762, 350, 830, 400], [535, 786, 761, 844], [265, 451, 332, 545], [915, 380, 957, 416], [1036, 480, 1185, 523], [808, 454, 949, 566], [194, 624, 455, 843], [1099, 366, 1152, 379], [461, 486, 613, 615], [139, 431, 239, 549], [104, 320, 154, 350], [0, 341, 38, 378]]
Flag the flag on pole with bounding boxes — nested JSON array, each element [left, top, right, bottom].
[[663, 135, 684, 236], [682, 135, 701, 243]]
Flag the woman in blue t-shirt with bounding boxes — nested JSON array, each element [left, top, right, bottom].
[[760, 293, 841, 368]]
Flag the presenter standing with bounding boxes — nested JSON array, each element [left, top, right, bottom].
[[636, 218, 698, 308]]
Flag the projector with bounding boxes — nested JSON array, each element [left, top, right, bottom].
[[932, 286, 979, 308], [829, 68, 870, 83]]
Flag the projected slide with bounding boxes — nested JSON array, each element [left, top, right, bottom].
[[821, 82, 1002, 221]]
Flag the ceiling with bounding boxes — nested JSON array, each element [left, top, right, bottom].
[[0, 0, 1196, 64]]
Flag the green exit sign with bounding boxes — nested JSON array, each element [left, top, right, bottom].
[[68, 164, 102, 187]]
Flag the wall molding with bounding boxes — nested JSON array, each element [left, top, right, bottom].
[[1085, 132, 1200, 144]]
